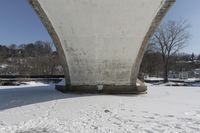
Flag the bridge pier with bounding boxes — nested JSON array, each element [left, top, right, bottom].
[[29, 0, 174, 94], [55, 79, 147, 94]]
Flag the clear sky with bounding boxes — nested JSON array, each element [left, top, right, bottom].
[[0, 0, 51, 45], [163, 0, 200, 54], [0, 0, 199, 54]]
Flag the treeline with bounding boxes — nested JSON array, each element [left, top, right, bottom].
[[139, 50, 200, 78], [0, 41, 64, 75], [1, 41, 199, 79]]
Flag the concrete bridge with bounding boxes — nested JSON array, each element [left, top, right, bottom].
[[29, 0, 175, 93]]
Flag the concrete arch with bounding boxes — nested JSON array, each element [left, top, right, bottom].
[[29, 0, 71, 86], [130, 0, 175, 84], [29, 0, 175, 94]]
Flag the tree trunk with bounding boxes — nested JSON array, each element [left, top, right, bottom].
[[163, 61, 168, 83]]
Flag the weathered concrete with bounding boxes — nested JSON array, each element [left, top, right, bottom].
[[29, 0, 175, 93]]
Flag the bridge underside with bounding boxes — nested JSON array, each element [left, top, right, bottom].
[[29, 0, 174, 94]]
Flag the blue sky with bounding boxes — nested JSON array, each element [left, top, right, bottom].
[[0, 0, 51, 45], [0, 0, 199, 54], [163, 0, 200, 54]]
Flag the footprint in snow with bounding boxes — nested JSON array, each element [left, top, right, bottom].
[[165, 115, 174, 118], [104, 109, 111, 113], [143, 116, 155, 119]]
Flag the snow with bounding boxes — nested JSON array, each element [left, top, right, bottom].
[[145, 77, 200, 83], [0, 82, 200, 132], [184, 78, 200, 83], [145, 77, 163, 81], [0, 64, 8, 69]]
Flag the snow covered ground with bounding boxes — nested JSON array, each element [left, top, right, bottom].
[[0, 82, 200, 133]]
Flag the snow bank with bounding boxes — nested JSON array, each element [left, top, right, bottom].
[[0, 83, 200, 132]]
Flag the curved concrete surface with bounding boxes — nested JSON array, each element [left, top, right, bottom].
[[29, 0, 175, 93]]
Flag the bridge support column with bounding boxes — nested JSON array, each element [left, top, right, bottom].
[[55, 79, 147, 94], [30, 0, 175, 94]]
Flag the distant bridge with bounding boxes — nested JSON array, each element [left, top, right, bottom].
[[29, 0, 175, 93]]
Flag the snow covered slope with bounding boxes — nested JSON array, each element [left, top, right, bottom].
[[0, 83, 200, 132]]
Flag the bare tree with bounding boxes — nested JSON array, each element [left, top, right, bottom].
[[151, 20, 190, 82]]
